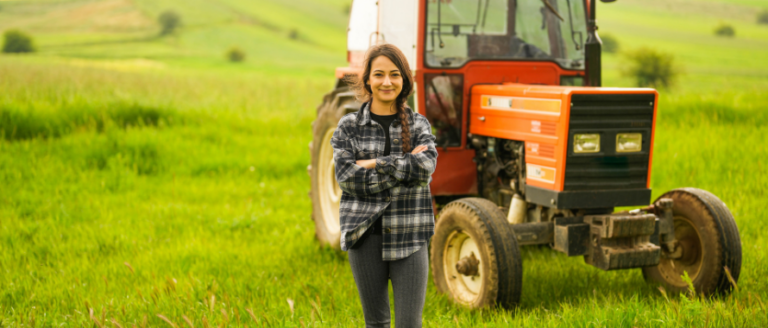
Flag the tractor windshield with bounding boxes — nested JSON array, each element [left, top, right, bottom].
[[425, 0, 587, 69]]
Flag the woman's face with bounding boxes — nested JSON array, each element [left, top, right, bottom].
[[368, 56, 403, 105]]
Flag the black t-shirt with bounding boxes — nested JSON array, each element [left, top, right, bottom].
[[370, 112, 398, 156], [367, 111, 397, 236]]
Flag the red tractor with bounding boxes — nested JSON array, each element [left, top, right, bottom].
[[309, 0, 741, 309]]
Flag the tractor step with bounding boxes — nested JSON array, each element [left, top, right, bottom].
[[583, 214, 661, 270]]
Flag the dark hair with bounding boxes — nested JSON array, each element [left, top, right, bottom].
[[347, 44, 414, 153]]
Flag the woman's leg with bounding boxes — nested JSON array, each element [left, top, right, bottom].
[[390, 242, 429, 328], [348, 234, 391, 328]]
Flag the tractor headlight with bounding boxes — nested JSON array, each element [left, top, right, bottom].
[[616, 133, 642, 152], [574, 134, 600, 153]]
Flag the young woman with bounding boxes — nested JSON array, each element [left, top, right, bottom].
[[331, 44, 438, 327]]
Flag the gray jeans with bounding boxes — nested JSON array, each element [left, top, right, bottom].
[[348, 234, 429, 328]]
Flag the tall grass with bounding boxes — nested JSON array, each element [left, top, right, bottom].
[[1, 57, 767, 327]]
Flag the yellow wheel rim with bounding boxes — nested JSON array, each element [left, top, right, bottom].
[[444, 230, 483, 304], [657, 215, 704, 287], [318, 128, 341, 235]]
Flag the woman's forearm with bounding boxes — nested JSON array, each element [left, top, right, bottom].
[[355, 159, 377, 170]]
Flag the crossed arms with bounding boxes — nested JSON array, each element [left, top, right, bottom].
[[331, 115, 438, 197]]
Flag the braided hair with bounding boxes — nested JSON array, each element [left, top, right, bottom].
[[346, 44, 414, 153]]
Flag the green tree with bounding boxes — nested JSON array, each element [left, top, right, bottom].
[[714, 23, 735, 37], [758, 10, 768, 25], [158, 10, 181, 36], [288, 28, 299, 40], [621, 47, 680, 89], [600, 33, 619, 54], [227, 47, 245, 62], [2, 29, 36, 53]]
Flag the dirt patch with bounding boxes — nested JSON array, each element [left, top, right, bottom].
[[8, 0, 154, 33]]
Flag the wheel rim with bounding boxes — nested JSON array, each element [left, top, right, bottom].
[[318, 128, 341, 235], [443, 230, 483, 304], [657, 215, 704, 287]]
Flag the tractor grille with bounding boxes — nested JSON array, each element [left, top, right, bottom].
[[564, 94, 655, 191]]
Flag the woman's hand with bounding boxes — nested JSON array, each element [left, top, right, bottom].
[[411, 145, 428, 154], [355, 159, 377, 170]]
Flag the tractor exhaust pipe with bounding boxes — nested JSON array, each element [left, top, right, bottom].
[[585, 0, 615, 87]]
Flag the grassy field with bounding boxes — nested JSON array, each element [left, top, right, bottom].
[[1, 0, 768, 326]]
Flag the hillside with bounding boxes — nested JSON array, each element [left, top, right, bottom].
[[1, 0, 767, 89], [0, 0, 351, 76], [598, 0, 768, 93]]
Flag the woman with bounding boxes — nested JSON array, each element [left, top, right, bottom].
[[331, 44, 438, 328]]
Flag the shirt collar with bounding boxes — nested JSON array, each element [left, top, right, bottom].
[[356, 102, 414, 127]]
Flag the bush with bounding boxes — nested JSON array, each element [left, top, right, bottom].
[[621, 47, 680, 89], [227, 47, 245, 62], [600, 33, 619, 54], [2, 29, 36, 53], [158, 10, 181, 36], [714, 23, 735, 37], [758, 10, 768, 25], [288, 28, 299, 40]]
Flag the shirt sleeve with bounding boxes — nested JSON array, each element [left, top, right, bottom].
[[332, 119, 399, 196], [374, 114, 438, 186]]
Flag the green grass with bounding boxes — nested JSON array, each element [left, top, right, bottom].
[[1, 0, 768, 326], [2, 58, 767, 328]]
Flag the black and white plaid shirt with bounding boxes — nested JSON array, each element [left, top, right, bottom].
[[332, 102, 438, 261]]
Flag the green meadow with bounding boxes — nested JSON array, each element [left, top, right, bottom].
[[1, 0, 767, 326]]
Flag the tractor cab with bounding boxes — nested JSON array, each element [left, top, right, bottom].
[[424, 0, 587, 71]]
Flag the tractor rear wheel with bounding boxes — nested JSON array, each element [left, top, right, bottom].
[[642, 188, 742, 295], [309, 86, 360, 250], [430, 198, 522, 309]]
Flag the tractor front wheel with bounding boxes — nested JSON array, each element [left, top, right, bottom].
[[642, 188, 742, 295], [430, 198, 522, 309]]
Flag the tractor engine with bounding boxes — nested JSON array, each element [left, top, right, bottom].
[[471, 136, 523, 208], [471, 135, 576, 223]]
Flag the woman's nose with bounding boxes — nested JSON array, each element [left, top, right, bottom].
[[383, 76, 392, 86]]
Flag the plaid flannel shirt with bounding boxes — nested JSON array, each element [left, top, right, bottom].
[[332, 102, 438, 261]]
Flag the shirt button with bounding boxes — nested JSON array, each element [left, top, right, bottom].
[[393, 139, 400, 144], [385, 228, 391, 233]]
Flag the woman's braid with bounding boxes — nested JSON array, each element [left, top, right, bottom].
[[398, 105, 411, 153]]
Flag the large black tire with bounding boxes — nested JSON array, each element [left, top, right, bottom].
[[430, 198, 522, 309], [309, 86, 360, 250], [642, 188, 742, 295]]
